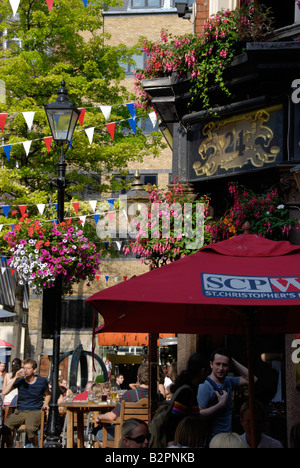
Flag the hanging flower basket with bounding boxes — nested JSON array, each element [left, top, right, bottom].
[[3, 216, 101, 295]]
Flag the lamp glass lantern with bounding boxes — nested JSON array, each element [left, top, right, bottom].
[[44, 80, 80, 144]]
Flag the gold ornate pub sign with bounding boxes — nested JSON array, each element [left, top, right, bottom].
[[189, 104, 283, 181]]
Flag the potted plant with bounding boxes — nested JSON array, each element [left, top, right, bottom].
[[134, 1, 274, 112], [3, 215, 101, 294]]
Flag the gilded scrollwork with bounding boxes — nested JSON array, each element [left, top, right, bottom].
[[193, 105, 281, 178]]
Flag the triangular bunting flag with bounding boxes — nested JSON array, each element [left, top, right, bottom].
[[123, 276, 127, 281], [44, 136, 53, 153], [0, 114, 7, 131], [82, 0, 88, 7], [148, 111, 158, 128], [126, 103, 136, 119], [85, 127, 94, 145], [105, 275, 109, 283], [107, 198, 115, 210], [54, 203, 58, 212], [107, 212, 114, 222], [104, 242, 109, 251], [96, 275, 101, 282], [23, 140, 32, 156], [128, 117, 136, 134], [100, 106, 112, 122], [72, 202, 80, 214], [0, 225, 3, 232], [10, 268, 15, 276], [9, 0, 20, 16], [79, 215, 86, 226], [1, 256, 5, 264], [115, 241, 122, 251], [1, 267, 6, 275], [106, 122, 115, 140], [10, 224, 15, 230], [78, 108, 86, 127], [36, 204, 46, 216], [46, 0, 54, 11], [93, 214, 100, 224], [114, 276, 118, 282], [89, 200, 97, 212], [22, 112, 35, 131], [18, 205, 27, 217], [3, 145, 11, 161]]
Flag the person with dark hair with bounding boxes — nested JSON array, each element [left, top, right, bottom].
[[197, 348, 257, 443], [164, 353, 208, 446], [2, 358, 50, 448], [95, 364, 149, 445], [240, 400, 283, 448]]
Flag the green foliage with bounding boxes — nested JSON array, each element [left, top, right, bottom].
[[207, 182, 299, 242], [0, 0, 165, 210], [134, 1, 274, 110]]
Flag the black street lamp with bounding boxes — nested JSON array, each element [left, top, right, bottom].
[[43, 80, 80, 448]]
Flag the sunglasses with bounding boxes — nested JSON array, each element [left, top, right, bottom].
[[126, 433, 151, 444]]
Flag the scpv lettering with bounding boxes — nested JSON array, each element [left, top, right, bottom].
[[204, 275, 270, 292]]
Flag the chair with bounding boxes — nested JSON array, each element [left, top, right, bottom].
[[102, 398, 148, 448]]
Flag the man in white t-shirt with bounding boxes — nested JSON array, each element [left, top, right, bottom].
[[240, 400, 284, 448]]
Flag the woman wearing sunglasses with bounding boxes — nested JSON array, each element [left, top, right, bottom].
[[119, 418, 150, 448]]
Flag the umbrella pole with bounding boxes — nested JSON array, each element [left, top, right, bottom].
[[148, 333, 159, 422], [245, 310, 257, 448]]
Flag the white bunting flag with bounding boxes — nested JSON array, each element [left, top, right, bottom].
[[36, 204, 46, 216], [100, 106, 112, 122], [22, 112, 35, 131], [0, 225, 2, 232], [148, 111, 158, 128], [1, 267, 6, 275], [79, 215, 86, 226], [115, 241, 122, 251], [89, 200, 97, 212], [9, 0, 20, 16], [23, 140, 32, 156], [85, 127, 95, 145]]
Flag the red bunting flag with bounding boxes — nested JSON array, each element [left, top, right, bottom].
[[72, 202, 80, 214], [96, 275, 101, 282], [0, 114, 7, 132], [18, 205, 27, 217], [123, 276, 127, 281], [44, 136, 53, 153], [106, 122, 115, 140], [108, 211, 114, 222], [78, 108, 86, 127], [10, 269, 15, 277], [46, 0, 54, 11]]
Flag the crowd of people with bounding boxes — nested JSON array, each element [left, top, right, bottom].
[[0, 349, 300, 449]]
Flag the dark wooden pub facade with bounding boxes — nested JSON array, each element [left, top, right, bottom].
[[143, 0, 300, 446]]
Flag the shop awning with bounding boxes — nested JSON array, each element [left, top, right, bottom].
[[98, 332, 175, 347]]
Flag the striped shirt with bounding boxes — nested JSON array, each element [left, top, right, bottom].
[[112, 386, 148, 417]]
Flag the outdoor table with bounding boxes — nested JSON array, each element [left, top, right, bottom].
[[59, 401, 116, 448]]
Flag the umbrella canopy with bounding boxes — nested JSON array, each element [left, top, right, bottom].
[[0, 309, 16, 319], [87, 234, 300, 335], [87, 234, 300, 448], [0, 339, 14, 347]]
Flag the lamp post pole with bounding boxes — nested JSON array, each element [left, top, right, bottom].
[[43, 81, 80, 448]]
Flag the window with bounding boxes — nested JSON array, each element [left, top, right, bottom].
[[61, 300, 97, 330], [120, 52, 146, 75], [131, 0, 162, 8]]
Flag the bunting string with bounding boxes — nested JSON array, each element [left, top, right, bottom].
[[9, 0, 90, 16], [0, 104, 158, 160]]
